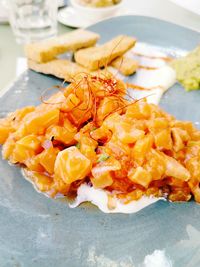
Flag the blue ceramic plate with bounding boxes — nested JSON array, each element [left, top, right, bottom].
[[0, 16, 200, 267]]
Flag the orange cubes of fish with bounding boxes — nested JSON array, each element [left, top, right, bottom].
[[91, 171, 113, 189], [126, 100, 151, 120], [2, 137, 16, 159], [0, 106, 36, 144], [96, 96, 124, 125], [39, 147, 60, 174], [24, 108, 60, 135], [91, 155, 121, 188], [114, 121, 145, 144], [54, 146, 92, 185], [131, 134, 154, 165], [75, 135, 98, 162], [128, 166, 152, 188], [145, 149, 166, 180], [46, 124, 77, 146], [163, 153, 190, 181], [61, 93, 80, 112], [0, 123, 13, 144], [154, 129, 172, 150], [11, 134, 42, 163]]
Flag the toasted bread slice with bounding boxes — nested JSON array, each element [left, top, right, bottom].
[[111, 56, 138, 76], [28, 59, 87, 82], [28, 58, 113, 82], [25, 29, 100, 63], [74, 35, 136, 71]]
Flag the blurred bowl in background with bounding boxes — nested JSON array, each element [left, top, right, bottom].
[[70, 0, 124, 22]]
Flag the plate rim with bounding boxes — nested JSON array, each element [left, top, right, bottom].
[[1, 14, 200, 266], [85, 14, 200, 34]]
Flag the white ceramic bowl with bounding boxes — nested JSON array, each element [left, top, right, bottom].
[[70, 0, 124, 22]]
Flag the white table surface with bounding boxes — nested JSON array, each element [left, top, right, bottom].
[[125, 0, 200, 32]]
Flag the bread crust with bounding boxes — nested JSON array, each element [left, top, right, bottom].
[[28, 59, 87, 82], [111, 56, 138, 76], [74, 35, 136, 71], [25, 29, 100, 63]]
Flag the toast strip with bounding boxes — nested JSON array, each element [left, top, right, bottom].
[[28, 59, 88, 82], [74, 35, 136, 71], [28, 59, 113, 82], [25, 29, 100, 63], [111, 56, 138, 76]]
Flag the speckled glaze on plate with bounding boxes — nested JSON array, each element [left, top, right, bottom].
[[0, 16, 200, 267]]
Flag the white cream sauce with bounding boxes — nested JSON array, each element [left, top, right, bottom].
[[70, 183, 164, 214], [113, 42, 176, 105], [128, 87, 164, 105], [127, 65, 176, 105], [128, 65, 176, 90], [131, 42, 169, 59]]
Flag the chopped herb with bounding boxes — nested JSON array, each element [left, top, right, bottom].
[[76, 143, 80, 149], [91, 127, 97, 132], [97, 153, 110, 163]]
